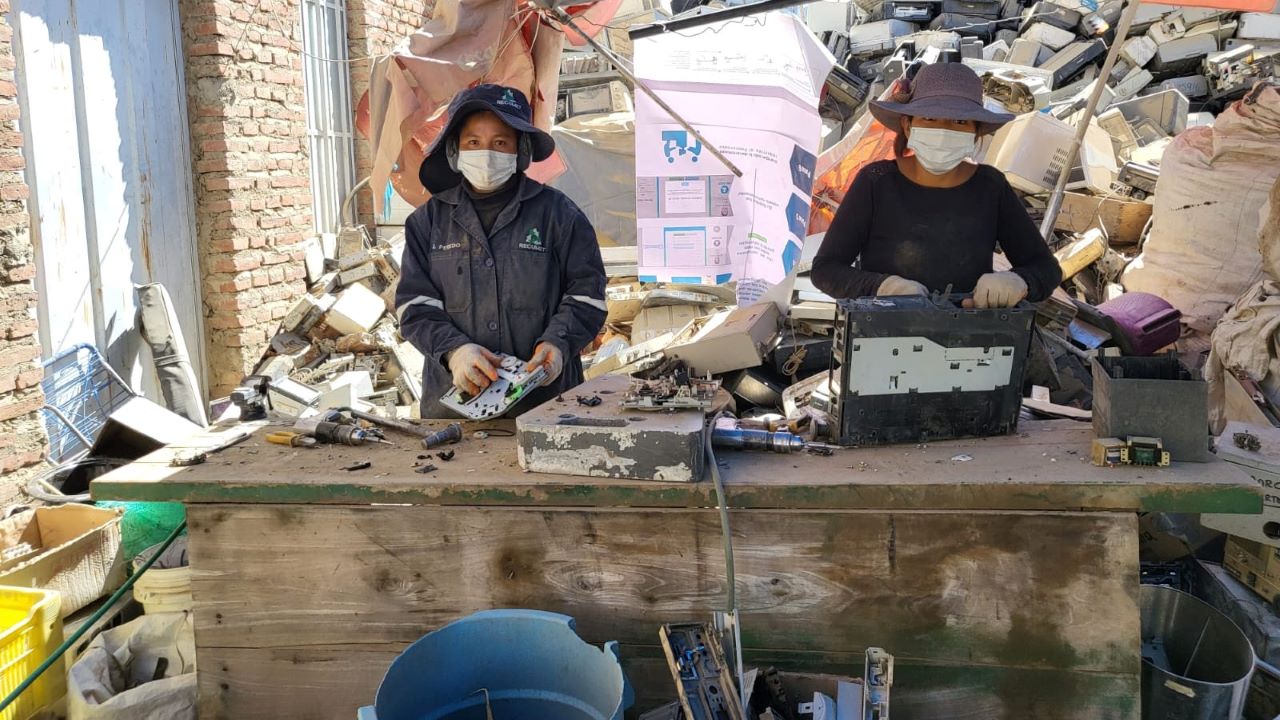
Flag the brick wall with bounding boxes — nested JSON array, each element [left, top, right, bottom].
[[0, 0, 46, 479], [179, 0, 313, 395], [348, 0, 432, 227]]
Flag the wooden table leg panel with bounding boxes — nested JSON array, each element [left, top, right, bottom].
[[187, 505, 1139, 720]]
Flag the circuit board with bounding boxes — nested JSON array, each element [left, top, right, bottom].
[[621, 367, 720, 411], [440, 353, 547, 421]]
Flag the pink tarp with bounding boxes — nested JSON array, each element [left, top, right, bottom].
[[356, 0, 620, 211]]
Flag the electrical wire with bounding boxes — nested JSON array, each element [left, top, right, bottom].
[[232, 0, 270, 58], [296, 47, 393, 66], [489, 6, 543, 73], [705, 410, 747, 710], [706, 412, 737, 612], [558, 10, 770, 38], [230, 1, 421, 66], [267, 3, 544, 67], [780, 317, 807, 379]]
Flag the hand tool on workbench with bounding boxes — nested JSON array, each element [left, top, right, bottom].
[[335, 406, 432, 439], [169, 428, 254, 467], [710, 418, 838, 455], [294, 418, 393, 447], [266, 431, 318, 448], [229, 375, 272, 421], [421, 423, 463, 450]]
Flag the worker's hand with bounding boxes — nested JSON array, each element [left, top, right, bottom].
[[526, 342, 564, 387], [876, 275, 928, 297], [447, 344, 500, 396], [964, 272, 1028, 309]]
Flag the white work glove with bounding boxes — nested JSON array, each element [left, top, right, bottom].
[[876, 275, 929, 297], [965, 271, 1028, 309], [447, 343, 500, 396], [525, 342, 564, 387]]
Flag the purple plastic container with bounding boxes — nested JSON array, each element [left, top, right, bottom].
[[1096, 292, 1182, 356]]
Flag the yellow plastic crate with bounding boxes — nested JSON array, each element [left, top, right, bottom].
[[0, 587, 63, 720]]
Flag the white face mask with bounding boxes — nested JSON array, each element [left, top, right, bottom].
[[907, 126, 977, 175], [456, 149, 517, 192]]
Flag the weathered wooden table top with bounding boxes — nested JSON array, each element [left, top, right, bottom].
[[90, 417, 1261, 513]]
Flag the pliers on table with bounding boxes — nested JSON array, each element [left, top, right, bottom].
[[266, 430, 318, 448]]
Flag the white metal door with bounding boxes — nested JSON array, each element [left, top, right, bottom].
[[13, 0, 205, 401]]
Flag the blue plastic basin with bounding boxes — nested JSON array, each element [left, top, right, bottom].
[[357, 609, 633, 720]]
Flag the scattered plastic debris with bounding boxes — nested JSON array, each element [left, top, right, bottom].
[[1234, 431, 1262, 452]]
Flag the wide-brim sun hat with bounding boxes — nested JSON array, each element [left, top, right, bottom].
[[869, 62, 1015, 136], [419, 83, 556, 193]]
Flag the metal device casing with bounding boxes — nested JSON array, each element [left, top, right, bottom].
[[440, 354, 548, 421], [832, 295, 1035, 446]]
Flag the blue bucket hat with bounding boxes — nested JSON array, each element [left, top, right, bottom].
[[418, 84, 556, 193]]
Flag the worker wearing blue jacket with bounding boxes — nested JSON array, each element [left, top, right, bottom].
[[395, 84, 607, 418]]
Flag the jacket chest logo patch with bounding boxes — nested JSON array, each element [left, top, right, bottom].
[[431, 242, 463, 253], [518, 228, 546, 253]]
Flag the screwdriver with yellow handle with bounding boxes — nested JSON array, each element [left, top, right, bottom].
[[266, 431, 318, 448]]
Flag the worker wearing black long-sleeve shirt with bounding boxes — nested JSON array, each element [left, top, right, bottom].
[[812, 63, 1061, 307]]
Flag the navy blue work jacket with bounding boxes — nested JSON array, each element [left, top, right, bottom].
[[395, 176, 607, 418]]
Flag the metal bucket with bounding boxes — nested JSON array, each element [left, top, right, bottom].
[[1141, 585, 1254, 720]]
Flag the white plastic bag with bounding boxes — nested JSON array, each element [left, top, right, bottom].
[[1122, 84, 1280, 335], [549, 112, 637, 249], [1206, 183, 1280, 431], [67, 612, 196, 720]]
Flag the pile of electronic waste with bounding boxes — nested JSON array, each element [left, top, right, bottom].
[[549, 2, 1280, 441], [223, 226, 429, 424], [806, 1, 1280, 353], [232, 2, 1280, 449], [233, 220, 558, 427], [814, 0, 1276, 145], [640, 620, 892, 720]]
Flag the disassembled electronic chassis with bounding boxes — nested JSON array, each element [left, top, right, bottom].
[[440, 353, 547, 421]]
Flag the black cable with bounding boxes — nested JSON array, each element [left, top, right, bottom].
[[706, 411, 736, 613], [705, 411, 746, 704], [629, 2, 791, 39]]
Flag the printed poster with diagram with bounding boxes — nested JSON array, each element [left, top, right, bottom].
[[632, 12, 835, 303]]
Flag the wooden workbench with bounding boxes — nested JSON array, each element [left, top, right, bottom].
[[91, 419, 1261, 720]]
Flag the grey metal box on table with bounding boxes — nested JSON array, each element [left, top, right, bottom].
[[1091, 354, 1210, 463]]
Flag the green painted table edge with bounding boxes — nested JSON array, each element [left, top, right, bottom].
[[91, 475, 1263, 513]]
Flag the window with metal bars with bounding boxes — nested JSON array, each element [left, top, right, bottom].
[[301, 0, 357, 235]]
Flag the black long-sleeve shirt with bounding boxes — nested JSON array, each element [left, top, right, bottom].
[[811, 160, 1062, 301]]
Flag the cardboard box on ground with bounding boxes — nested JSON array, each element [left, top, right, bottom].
[[0, 505, 126, 617]]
